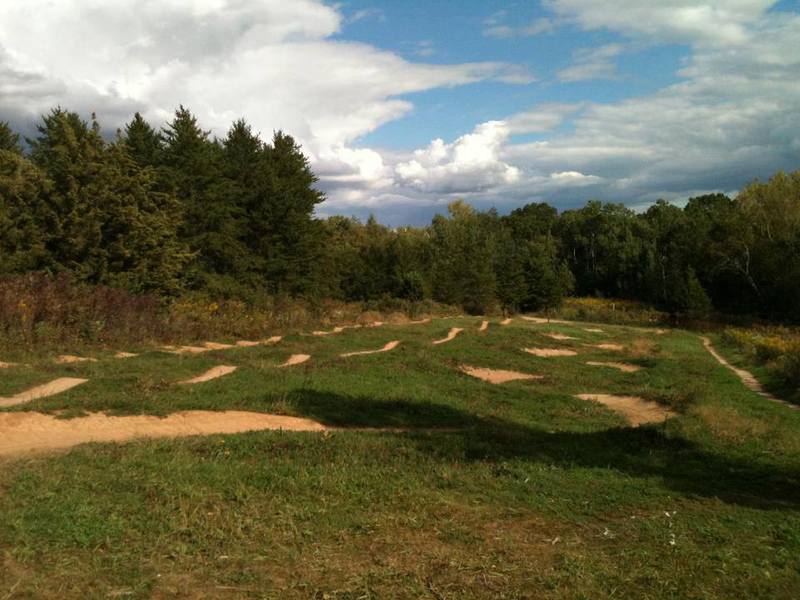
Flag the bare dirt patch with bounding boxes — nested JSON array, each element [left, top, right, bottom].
[[432, 328, 463, 345], [585, 361, 642, 373], [0, 378, 88, 408], [461, 365, 542, 385], [500, 318, 513, 326], [523, 348, 578, 358], [341, 341, 400, 358], [115, 352, 138, 359], [279, 354, 311, 367], [479, 320, 489, 331], [55, 355, 98, 364], [0, 410, 328, 457], [163, 345, 210, 355], [521, 316, 572, 325], [260, 336, 283, 345], [235, 340, 260, 347], [575, 393, 675, 426], [204, 341, 235, 350], [585, 343, 624, 351], [312, 326, 346, 336], [544, 333, 577, 341], [179, 365, 238, 385]]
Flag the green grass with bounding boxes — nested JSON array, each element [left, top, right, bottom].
[[1, 317, 799, 598]]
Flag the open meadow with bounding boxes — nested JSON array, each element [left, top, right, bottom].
[[1, 315, 798, 599]]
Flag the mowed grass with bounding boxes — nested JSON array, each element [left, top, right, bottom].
[[1, 317, 799, 598]]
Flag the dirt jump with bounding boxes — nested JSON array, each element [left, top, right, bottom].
[[523, 348, 578, 358], [0, 378, 88, 408], [461, 365, 542, 384], [179, 365, 238, 384], [340, 341, 400, 358], [0, 410, 328, 457], [575, 393, 675, 426], [432, 328, 463, 345]]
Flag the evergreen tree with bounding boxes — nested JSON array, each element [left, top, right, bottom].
[[0, 122, 22, 154], [122, 113, 162, 167]]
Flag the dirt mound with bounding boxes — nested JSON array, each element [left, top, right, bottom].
[[0, 378, 88, 408], [478, 320, 489, 331], [575, 393, 675, 426], [260, 336, 283, 345], [55, 355, 97, 364], [0, 410, 329, 457], [586, 343, 624, 351], [279, 354, 311, 367], [432, 328, 463, 345], [179, 365, 238, 384], [460, 365, 542, 384], [586, 361, 641, 373], [523, 348, 578, 357], [341, 341, 400, 358], [544, 333, 577, 341]]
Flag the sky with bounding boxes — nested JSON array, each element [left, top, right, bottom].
[[1, 0, 798, 225]]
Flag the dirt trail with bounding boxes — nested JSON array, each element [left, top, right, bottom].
[[312, 326, 346, 336], [179, 365, 238, 384], [461, 365, 542, 384], [279, 354, 311, 367], [341, 341, 400, 358], [114, 352, 138, 359], [0, 378, 88, 408], [523, 348, 577, 357], [575, 394, 675, 426], [586, 361, 641, 373], [55, 355, 97, 364], [521, 316, 572, 325], [0, 410, 329, 457], [235, 340, 260, 347], [700, 336, 798, 410], [478, 320, 489, 331], [432, 328, 463, 345], [204, 342, 235, 350]]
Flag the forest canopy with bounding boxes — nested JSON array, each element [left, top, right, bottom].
[[1, 110, 798, 322]]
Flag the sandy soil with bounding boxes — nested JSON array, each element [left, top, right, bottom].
[[260, 336, 283, 345], [55, 355, 98, 364], [500, 318, 513, 325], [575, 393, 675, 426], [585, 361, 642, 373], [340, 341, 400, 358], [700, 336, 798, 410], [460, 365, 542, 384], [115, 352, 138, 359], [0, 378, 88, 408], [204, 342, 235, 350], [478, 320, 489, 331], [586, 343, 624, 351], [0, 410, 328, 457], [235, 340, 260, 347], [432, 328, 463, 345], [179, 365, 238, 384], [544, 333, 577, 341], [278, 354, 311, 367], [523, 348, 578, 357]]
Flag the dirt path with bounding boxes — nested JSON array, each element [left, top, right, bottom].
[[432, 328, 463, 345], [204, 341, 235, 350], [341, 341, 400, 358], [0, 410, 328, 457], [523, 348, 578, 357], [279, 354, 311, 367], [585, 343, 624, 351], [575, 394, 675, 426], [312, 326, 346, 336], [700, 336, 798, 410], [179, 365, 238, 384], [0, 378, 88, 408], [461, 365, 542, 384]]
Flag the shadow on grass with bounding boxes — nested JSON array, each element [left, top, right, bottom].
[[288, 389, 800, 511]]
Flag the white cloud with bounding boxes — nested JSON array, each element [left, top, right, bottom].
[[557, 44, 624, 82], [484, 17, 555, 39], [506, 103, 586, 134]]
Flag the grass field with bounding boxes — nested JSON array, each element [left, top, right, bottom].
[[1, 317, 799, 598]]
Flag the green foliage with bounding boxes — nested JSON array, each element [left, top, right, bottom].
[[0, 121, 22, 154]]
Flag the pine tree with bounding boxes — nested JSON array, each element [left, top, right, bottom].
[[0, 122, 22, 154], [122, 113, 162, 167]]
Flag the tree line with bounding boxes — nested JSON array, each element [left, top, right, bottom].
[[1, 110, 798, 321]]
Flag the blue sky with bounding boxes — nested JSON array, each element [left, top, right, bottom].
[[2, 0, 799, 224]]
